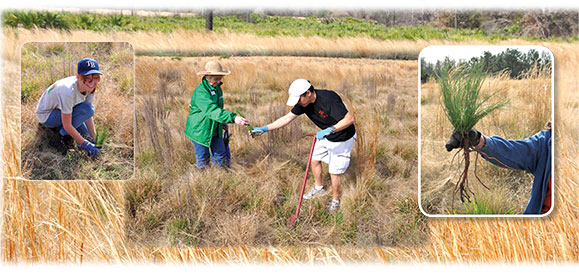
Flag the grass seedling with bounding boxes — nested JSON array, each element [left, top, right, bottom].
[[437, 63, 508, 203], [235, 107, 254, 137], [95, 125, 109, 149]]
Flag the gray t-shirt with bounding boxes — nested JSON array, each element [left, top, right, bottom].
[[36, 76, 95, 123]]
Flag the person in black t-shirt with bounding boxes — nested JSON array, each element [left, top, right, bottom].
[[252, 79, 356, 213]]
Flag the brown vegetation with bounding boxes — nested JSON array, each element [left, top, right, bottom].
[[1, 28, 579, 263], [129, 56, 422, 247]]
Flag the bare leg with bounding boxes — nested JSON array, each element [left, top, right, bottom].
[[311, 160, 323, 188], [329, 173, 342, 201]]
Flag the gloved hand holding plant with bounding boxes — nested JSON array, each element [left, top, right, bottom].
[[437, 63, 507, 203]]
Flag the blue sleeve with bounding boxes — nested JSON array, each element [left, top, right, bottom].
[[479, 131, 549, 174]]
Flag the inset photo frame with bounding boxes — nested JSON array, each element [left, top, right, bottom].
[[418, 45, 554, 217], [21, 42, 135, 180]]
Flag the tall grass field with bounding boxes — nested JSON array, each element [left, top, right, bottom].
[[1, 27, 579, 263], [129, 55, 421, 248]]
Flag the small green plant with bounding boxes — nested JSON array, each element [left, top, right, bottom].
[[94, 125, 109, 148], [235, 107, 254, 133], [438, 63, 507, 134], [3, 10, 69, 29], [449, 201, 516, 215], [437, 63, 508, 203]]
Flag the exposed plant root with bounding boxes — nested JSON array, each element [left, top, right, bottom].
[[452, 136, 477, 204], [473, 150, 490, 190], [450, 148, 464, 181], [452, 136, 518, 206]]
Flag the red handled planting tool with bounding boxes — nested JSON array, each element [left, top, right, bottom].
[[290, 133, 317, 227]]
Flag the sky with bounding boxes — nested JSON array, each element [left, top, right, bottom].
[[419, 46, 553, 64]]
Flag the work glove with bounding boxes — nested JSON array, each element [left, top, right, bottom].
[[445, 128, 481, 152], [316, 128, 333, 140], [79, 140, 101, 157], [252, 126, 268, 137], [81, 133, 95, 144]]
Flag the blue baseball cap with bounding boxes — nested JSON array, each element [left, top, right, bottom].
[[77, 58, 103, 76]]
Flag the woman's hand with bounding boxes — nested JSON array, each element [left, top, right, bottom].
[[234, 115, 249, 126]]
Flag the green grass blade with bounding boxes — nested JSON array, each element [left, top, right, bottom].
[[235, 107, 254, 131], [436, 63, 508, 134]]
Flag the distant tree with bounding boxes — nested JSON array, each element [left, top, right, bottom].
[[420, 57, 434, 83], [205, 9, 213, 31], [421, 48, 551, 83]]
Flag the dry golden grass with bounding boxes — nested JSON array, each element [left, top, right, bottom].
[[129, 56, 422, 248], [2, 179, 129, 263], [421, 63, 552, 214], [2, 28, 579, 263], [4, 28, 569, 62], [1, 28, 421, 60]]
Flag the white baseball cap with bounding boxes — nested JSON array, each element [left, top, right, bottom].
[[287, 79, 311, 106]]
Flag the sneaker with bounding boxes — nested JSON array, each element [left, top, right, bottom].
[[328, 200, 340, 213], [303, 186, 327, 200]]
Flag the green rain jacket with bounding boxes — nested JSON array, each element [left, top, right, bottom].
[[184, 78, 237, 147]]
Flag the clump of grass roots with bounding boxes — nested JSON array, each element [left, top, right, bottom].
[[437, 63, 508, 203]]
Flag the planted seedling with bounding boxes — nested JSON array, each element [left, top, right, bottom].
[[235, 107, 255, 138], [437, 63, 508, 203], [94, 125, 109, 149]]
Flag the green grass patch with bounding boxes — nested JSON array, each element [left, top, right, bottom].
[[167, 217, 200, 246], [4, 10, 577, 42], [450, 200, 516, 215]]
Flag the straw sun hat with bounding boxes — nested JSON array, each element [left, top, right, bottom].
[[197, 61, 231, 76]]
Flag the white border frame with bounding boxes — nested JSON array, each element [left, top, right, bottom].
[[417, 45, 555, 218]]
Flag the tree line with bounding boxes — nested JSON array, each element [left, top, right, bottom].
[[420, 48, 552, 83], [3, 9, 578, 40]]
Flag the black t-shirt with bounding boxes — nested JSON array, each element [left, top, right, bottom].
[[291, 89, 356, 142]]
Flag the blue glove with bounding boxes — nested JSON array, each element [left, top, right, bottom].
[[252, 126, 269, 137], [316, 128, 333, 140], [79, 140, 100, 157], [85, 136, 95, 144]]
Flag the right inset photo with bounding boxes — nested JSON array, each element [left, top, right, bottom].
[[419, 45, 554, 217]]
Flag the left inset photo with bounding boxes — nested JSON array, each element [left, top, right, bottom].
[[21, 42, 135, 180]]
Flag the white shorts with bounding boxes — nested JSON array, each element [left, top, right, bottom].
[[312, 133, 356, 175]]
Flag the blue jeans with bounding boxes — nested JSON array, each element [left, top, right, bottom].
[[42, 102, 94, 137], [192, 135, 230, 168]]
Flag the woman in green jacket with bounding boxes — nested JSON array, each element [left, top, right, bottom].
[[184, 61, 249, 168]]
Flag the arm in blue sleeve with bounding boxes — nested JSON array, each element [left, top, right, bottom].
[[478, 131, 549, 174]]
